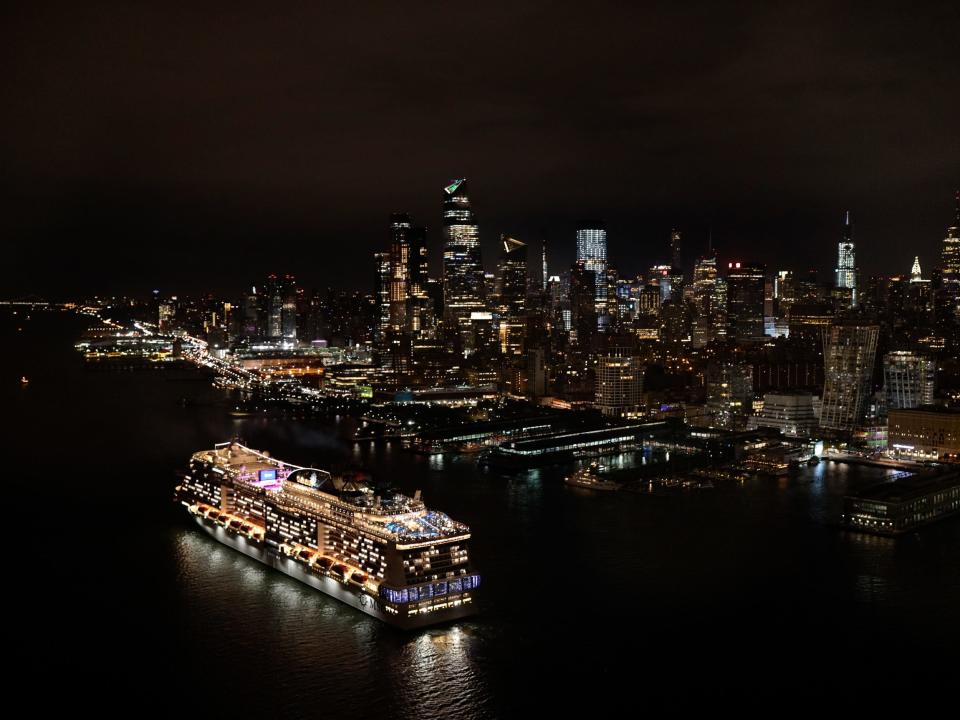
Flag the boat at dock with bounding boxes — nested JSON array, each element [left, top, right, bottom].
[[565, 464, 620, 491]]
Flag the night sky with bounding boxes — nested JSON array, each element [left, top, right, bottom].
[[4, 1, 959, 297]]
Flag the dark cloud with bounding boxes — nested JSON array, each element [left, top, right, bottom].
[[3, 1, 958, 296]]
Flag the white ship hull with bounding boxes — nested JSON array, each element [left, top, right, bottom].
[[188, 513, 477, 630]]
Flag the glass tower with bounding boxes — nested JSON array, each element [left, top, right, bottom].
[[575, 221, 608, 331], [820, 323, 879, 431], [941, 191, 960, 293], [835, 211, 857, 306], [442, 179, 486, 342]]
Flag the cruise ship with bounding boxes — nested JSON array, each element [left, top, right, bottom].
[[175, 442, 479, 629]]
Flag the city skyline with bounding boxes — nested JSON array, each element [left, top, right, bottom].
[[4, 2, 959, 296]]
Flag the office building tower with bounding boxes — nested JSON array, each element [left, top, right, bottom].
[[576, 221, 609, 331], [670, 228, 682, 270], [542, 239, 549, 292], [374, 252, 391, 357], [442, 179, 486, 343], [726, 261, 765, 340], [883, 351, 936, 409], [940, 192, 960, 299], [706, 360, 754, 428], [692, 254, 718, 347], [570, 260, 598, 349], [820, 323, 879, 431], [595, 348, 643, 417], [496, 236, 528, 358], [263, 273, 297, 341], [836, 211, 857, 306]]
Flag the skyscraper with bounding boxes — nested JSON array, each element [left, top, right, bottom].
[[691, 254, 718, 348], [389, 212, 412, 331], [570, 260, 597, 349], [496, 236, 528, 357], [910, 256, 923, 283], [836, 211, 857, 306], [264, 273, 297, 341], [442, 179, 486, 343], [820, 323, 879, 431], [726, 261, 765, 340], [706, 360, 754, 429], [496, 237, 528, 315], [883, 351, 936, 409], [576, 221, 608, 331], [940, 191, 960, 295], [669, 228, 682, 270], [595, 348, 643, 417]]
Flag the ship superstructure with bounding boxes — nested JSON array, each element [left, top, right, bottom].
[[176, 442, 479, 628]]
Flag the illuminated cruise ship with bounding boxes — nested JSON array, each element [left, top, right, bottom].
[[175, 442, 479, 628]]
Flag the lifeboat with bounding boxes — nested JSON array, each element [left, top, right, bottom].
[[350, 572, 368, 585], [331, 563, 348, 577]]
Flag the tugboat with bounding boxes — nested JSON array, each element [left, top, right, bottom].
[[565, 463, 619, 491]]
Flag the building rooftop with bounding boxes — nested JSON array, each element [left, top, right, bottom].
[[851, 472, 960, 503]]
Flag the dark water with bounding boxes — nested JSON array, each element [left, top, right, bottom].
[[8, 311, 959, 716]]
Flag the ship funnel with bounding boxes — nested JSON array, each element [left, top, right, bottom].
[[414, 490, 422, 501]]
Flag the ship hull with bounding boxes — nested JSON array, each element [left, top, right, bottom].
[[187, 513, 477, 630]]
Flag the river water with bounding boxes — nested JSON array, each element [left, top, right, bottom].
[[7, 311, 958, 716]]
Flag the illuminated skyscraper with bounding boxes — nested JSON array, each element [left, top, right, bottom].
[[940, 191, 960, 295], [726, 261, 765, 340], [442, 179, 486, 343], [820, 323, 879, 431], [884, 351, 936, 410], [910, 256, 923, 283], [691, 254, 718, 347], [496, 236, 528, 358], [576, 221, 608, 331], [264, 273, 297, 341], [374, 252, 391, 357], [669, 228, 682, 270], [835, 211, 857, 306], [595, 347, 643, 417], [570, 260, 597, 348], [388, 213, 412, 330]]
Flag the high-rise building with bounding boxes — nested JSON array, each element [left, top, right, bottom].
[[725, 261, 765, 340], [836, 211, 857, 306], [576, 221, 608, 331], [706, 360, 754, 428], [820, 323, 879, 431], [570, 260, 598, 349], [883, 351, 936, 410], [910, 256, 923, 283], [388, 213, 412, 331], [669, 228, 682, 270], [541, 239, 549, 292], [496, 236, 528, 358], [692, 254, 718, 347], [595, 348, 643, 417], [264, 273, 297, 341], [374, 252, 392, 360], [442, 179, 486, 344], [940, 191, 960, 301]]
